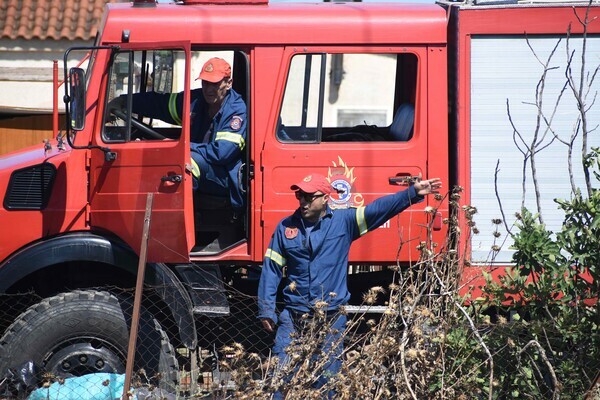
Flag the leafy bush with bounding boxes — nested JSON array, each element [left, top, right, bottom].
[[481, 147, 600, 399]]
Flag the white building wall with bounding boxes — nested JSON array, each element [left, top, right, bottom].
[[0, 39, 90, 113]]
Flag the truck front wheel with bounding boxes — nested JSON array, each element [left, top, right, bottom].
[[0, 290, 178, 391]]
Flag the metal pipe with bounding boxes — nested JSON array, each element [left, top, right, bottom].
[[53, 60, 58, 138]]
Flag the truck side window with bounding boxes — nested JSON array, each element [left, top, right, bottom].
[[102, 49, 182, 142], [277, 53, 417, 143]]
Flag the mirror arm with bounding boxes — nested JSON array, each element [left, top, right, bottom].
[[62, 46, 118, 159]]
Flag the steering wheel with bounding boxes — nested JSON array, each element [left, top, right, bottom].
[[110, 109, 167, 140]]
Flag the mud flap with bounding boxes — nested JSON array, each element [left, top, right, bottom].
[[147, 263, 198, 350], [175, 264, 230, 316]]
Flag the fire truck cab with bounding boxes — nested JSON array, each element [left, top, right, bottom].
[[78, 0, 448, 265]]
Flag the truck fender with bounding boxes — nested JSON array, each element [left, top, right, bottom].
[[0, 232, 197, 349]]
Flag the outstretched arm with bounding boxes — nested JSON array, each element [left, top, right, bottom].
[[351, 177, 444, 239]]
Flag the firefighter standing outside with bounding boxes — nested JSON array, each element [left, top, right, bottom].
[[257, 173, 442, 395], [108, 57, 247, 210]]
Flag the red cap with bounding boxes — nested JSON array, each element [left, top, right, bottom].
[[197, 58, 231, 83], [290, 173, 333, 194]]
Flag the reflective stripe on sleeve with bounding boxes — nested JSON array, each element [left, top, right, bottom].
[[168, 93, 182, 125], [265, 248, 286, 267], [191, 158, 201, 179], [356, 206, 368, 236], [215, 131, 245, 150]]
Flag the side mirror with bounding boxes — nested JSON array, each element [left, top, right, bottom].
[[69, 67, 86, 131]]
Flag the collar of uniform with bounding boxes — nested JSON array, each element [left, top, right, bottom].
[[215, 90, 233, 120]]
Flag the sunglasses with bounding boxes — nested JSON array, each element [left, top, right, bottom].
[[295, 191, 326, 203]]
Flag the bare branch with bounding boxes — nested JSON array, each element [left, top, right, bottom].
[[507, 99, 531, 156], [568, 1, 596, 196], [494, 160, 512, 234], [519, 340, 561, 400]]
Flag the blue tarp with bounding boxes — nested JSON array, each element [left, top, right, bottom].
[[27, 373, 175, 400], [28, 373, 125, 400]]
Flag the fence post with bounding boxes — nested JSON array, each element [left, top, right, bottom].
[[122, 193, 154, 400]]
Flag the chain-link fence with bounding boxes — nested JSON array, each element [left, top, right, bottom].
[[0, 268, 598, 400], [0, 288, 181, 399], [0, 278, 273, 400]]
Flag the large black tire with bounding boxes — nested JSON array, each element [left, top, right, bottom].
[[0, 290, 178, 392]]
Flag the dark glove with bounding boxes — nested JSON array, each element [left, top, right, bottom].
[[107, 96, 125, 113]]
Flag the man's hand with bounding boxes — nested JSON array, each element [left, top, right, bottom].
[[107, 96, 125, 113], [414, 178, 442, 196], [261, 318, 276, 333]]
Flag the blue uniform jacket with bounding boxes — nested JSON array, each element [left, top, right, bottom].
[[130, 88, 247, 208], [258, 186, 423, 324]]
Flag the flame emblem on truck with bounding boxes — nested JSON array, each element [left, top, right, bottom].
[[328, 157, 364, 209]]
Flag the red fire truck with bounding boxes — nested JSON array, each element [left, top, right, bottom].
[[0, 0, 598, 386]]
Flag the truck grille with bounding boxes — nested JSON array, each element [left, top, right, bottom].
[[4, 164, 56, 210]]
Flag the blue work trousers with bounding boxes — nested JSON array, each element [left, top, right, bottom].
[[190, 153, 229, 197], [273, 308, 347, 399]]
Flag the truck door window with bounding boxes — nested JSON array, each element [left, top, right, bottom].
[[278, 53, 417, 143], [102, 49, 182, 142]]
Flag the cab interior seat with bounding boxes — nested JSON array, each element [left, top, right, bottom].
[[193, 193, 244, 253]]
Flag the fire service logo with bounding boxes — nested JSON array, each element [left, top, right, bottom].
[[327, 157, 364, 209]]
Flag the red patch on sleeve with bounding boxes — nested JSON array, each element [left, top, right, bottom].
[[285, 227, 298, 239]]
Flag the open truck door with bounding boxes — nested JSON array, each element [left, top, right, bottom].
[[89, 42, 194, 263]]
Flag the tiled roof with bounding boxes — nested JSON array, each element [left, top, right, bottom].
[[0, 0, 122, 41]]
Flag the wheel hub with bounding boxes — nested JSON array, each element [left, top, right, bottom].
[[44, 339, 125, 378]]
